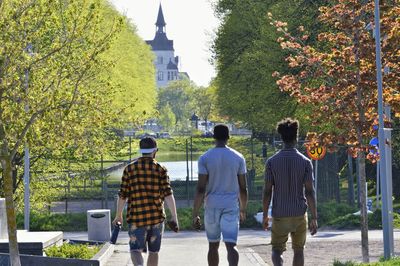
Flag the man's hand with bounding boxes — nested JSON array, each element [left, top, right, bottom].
[[193, 216, 201, 231], [309, 219, 318, 235], [240, 209, 246, 223], [112, 215, 123, 227], [262, 216, 270, 230], [167, 220, 179, 233]]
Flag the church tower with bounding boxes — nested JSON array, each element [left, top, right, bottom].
[[146, 4, 181, 87]]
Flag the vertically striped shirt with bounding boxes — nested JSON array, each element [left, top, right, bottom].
[[118, 157, 173, 227], [265, 148, 313, 218]]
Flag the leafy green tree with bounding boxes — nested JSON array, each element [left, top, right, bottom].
[[158, 104, 176, 132], [157, 79, 197, 131], [100, 3, 156, 123], [193, 87, 214, 131], [212, 0, 329, 133], [2, 0, 158, 214], [0, 0, 145, 264]]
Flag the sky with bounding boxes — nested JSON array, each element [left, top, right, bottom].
[[110, 0, 220, 87]]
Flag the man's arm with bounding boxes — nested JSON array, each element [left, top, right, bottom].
[[305, 179, 318, 235], [113, 168, 129, 225], [165, 194, 178, 225], [192, 174, 208, 229], [238, 173, 248, 223], [262, 179, 273, 230], [113, 196, 127, 226]]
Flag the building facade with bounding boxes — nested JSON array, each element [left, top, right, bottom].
[[146, 4, 188, 87]]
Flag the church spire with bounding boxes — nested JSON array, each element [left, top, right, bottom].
[[156, 3, 166, 33]]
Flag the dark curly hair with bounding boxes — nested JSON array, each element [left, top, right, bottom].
[[213, 124, 230, 141], [277, 118, 299, 143]]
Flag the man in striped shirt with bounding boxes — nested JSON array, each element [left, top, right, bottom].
[[113, 137, 178, 266], [262, 118, 317, 266]]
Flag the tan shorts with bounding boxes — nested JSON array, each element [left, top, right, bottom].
[[271, 214, 307, 252]]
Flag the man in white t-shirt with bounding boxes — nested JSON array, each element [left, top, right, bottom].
[[192, 124, 248, 266]]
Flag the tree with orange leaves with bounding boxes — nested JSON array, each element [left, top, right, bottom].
[[270, 0, 399, 262]]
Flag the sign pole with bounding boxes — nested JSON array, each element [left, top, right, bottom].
[[376, 161, 380, 210], [374, 0, 394, 259], [315, 160, 318, 205]]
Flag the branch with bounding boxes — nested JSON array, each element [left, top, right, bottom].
[[10, 109, 44, 159]]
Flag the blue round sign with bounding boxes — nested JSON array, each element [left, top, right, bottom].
[[369, 137, 379, 155]]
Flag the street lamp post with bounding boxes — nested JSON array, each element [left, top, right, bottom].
[[374, 0, 394, 259], [23, 43, 33, 231]]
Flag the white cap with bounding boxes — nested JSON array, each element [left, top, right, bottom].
[[140, 147, 158, 154]]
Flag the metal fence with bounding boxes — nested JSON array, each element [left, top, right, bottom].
[[35, 140, 369, 213]]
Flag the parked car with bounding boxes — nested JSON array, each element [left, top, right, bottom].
[[201, 131, 213, 138], [138, 132, 157, 139], [158, 132, 171, 139]]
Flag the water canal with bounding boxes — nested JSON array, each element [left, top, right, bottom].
[[108, 152, 202, 181]]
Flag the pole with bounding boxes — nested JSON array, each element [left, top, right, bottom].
[[374, 0, 393, 259], [129, 136, 132, 162], [190, 136, 193, 181], [101, 155, 104, 209], [315, 160, 318, 205], [23, 147, 30, 231], [376, 161, 380, 210], [23, 57, 30, 231], [186, 139, 190, 206], [356, 157, 361, 208]]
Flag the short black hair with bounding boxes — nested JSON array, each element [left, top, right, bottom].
[[139, 137, 157, 149], [213, 124, 230, 141], [277, 118, 299, 143]]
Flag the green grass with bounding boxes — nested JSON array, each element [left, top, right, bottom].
[[334, 257, 400, 265]]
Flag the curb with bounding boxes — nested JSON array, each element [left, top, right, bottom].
[[243, 248, 268, 266]]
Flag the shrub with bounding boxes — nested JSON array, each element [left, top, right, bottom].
[[45, 243, 102, 259], [333, 260, 359, 266], [17, 212, 87, 231], [326, 209, 400, 229], [317, 201, 358, 227]]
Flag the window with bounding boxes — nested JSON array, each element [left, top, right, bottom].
[[157, 71, 163, 81], [157, 56, 163, 64], [167, 71, 171, 80]]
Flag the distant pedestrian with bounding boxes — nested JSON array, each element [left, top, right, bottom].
[[192, 124, 248, 266], [113, 137, 179, 266], [262, 118, 317, 266]]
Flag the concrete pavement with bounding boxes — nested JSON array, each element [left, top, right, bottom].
[[64, 229, 400, 266], [65, 230, 267, 266]]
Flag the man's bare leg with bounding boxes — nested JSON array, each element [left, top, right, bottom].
[[292, 249, 304, 266], [147, 251, 159, 266], [131, 251, 144, 266], [225, 242, 239, 266], [208, 242, 220, 266], [272, 249, 283, 266]]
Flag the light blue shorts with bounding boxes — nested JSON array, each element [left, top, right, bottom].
[[204, 207, 239, 244]]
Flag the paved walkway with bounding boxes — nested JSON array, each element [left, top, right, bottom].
[[64, 229, 400, 266], [65, 230, 267, 266]]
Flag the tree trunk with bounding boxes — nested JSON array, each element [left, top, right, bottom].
[[1, 157, 21, 266], [347, 153, 355, 207], [334, 152, 340, 203], [358, 152, 369, 262]]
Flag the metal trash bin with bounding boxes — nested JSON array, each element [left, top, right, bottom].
[[0, 199, 7, 239], [87, 209, 111, 241]]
